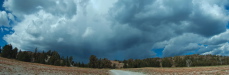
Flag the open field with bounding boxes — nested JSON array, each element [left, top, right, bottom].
[[122, 66, 229, 75], [0, 57, 109, 75], [1, 57, 229, 75]]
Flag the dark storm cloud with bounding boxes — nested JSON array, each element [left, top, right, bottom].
[[3, 0, 76, 18], [2, 0, 229, 62], [110, 0, 227, 37]]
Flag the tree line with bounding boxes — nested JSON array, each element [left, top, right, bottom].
[[0, 44, 85, 67], [0, 44, 113, 68], [121, 54, 229, 68], [88, 55, 114, 69], [1, 44, 229, 68]]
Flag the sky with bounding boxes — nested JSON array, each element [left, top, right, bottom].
[[1, 0, 229, 62]]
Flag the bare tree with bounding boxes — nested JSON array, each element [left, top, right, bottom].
[[218, 56, 223, 65], [186, 59, 192, 67]]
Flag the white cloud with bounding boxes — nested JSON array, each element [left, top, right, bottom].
[[200, 43, 229, 56], [160, 33, 205, 57], [82, 27, 94, 38], [0, 11, 10, 27], [57, 38, 63, 42], [203, 30, 229, 45]]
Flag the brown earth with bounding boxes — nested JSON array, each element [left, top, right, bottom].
[[2, 57, 229, 75], [122, 66, 229, 75], [0, 57, 109, 75]]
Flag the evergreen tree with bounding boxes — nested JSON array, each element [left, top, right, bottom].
[[66, 56, 70, 66], [17, 50, 22, 61], [174, 56, 186, 67], [49, 51, 60, 65], [1, 44, 13, 58], [102, 58, 112, 68], [123, 60, 128, 68], [11, 47, 18, 59], [123, 63, 127, 68], [38, 51, 46, 64], [60, 56, 66, 66], [89, 55, 98, 68], [69, 56, 73, 66], [78, 62, 81, 67], [0, 46, 2, 53], [81, 62, 85, 67], [162, 58, 172, 67], [112, 64, 116, 69], [33, 48, 38, 63], [18, 51, 31, 62]]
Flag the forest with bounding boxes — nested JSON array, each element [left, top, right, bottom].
[[1, 44, 229, 69]]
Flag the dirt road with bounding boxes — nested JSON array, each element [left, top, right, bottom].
[[110, 70, 146, 75]]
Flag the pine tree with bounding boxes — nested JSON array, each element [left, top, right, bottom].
[[49, 51, 60, 65], [66, 56, 70, 66], [174, 56, 186, 67], [1, 44, 13, 58], [89, 55, 98, 68], [34, 48, 38, 63], [0, 46, 2, 53], [162, 58, 172, 67], [12, 47, 18, 59], [38, 51, 46, 64], [102, 58, 111, 68], [69, 56, 73, 66], [112, 64, 116, 69], [81, 62, 85, 67]]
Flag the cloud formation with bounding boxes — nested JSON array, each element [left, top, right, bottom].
[[2, 0, 229, 62], [0, 11, 10, 26]]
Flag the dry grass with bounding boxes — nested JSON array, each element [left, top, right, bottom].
[[2, 57, 229, 75], [0, 57, 109, 75], [122, 66, 229, 75]]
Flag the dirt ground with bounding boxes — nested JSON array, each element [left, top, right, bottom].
[[1, 57, 229, 75], [123, 66, 229, 75], [0, 57, 109, 75]]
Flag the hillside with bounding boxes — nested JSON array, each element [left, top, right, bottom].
[[0, 57, 109, 75]]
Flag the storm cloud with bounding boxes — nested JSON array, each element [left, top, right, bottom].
[[2, 0, 229, 62]]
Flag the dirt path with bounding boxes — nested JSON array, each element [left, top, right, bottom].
[[110, 70, 146, 75]]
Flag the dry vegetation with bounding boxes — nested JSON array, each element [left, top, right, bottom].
[[123, 66, 229, 75], [2, 56, 229, 75], [0, 57, 109, 75]]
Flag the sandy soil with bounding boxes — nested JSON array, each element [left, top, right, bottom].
[[0, 57, 109, 75], [123, 66, 229, 75]]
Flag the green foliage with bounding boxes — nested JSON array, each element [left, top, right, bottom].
[[0, 44, 79, 67], [162, 58, 172, 67], [3, 44, 229, 69], [0, 46, 2, 53], [12, 47, 18, 59], [1, 44, 13, 58], [174, 56, 186, 67], [17, 51, 31, 62], [88, 55, 112, 68], [89, 55, 98, 68], [38, 52, 46, 64], [48, 51, 60, 65], [112, 64, 116, 69]]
